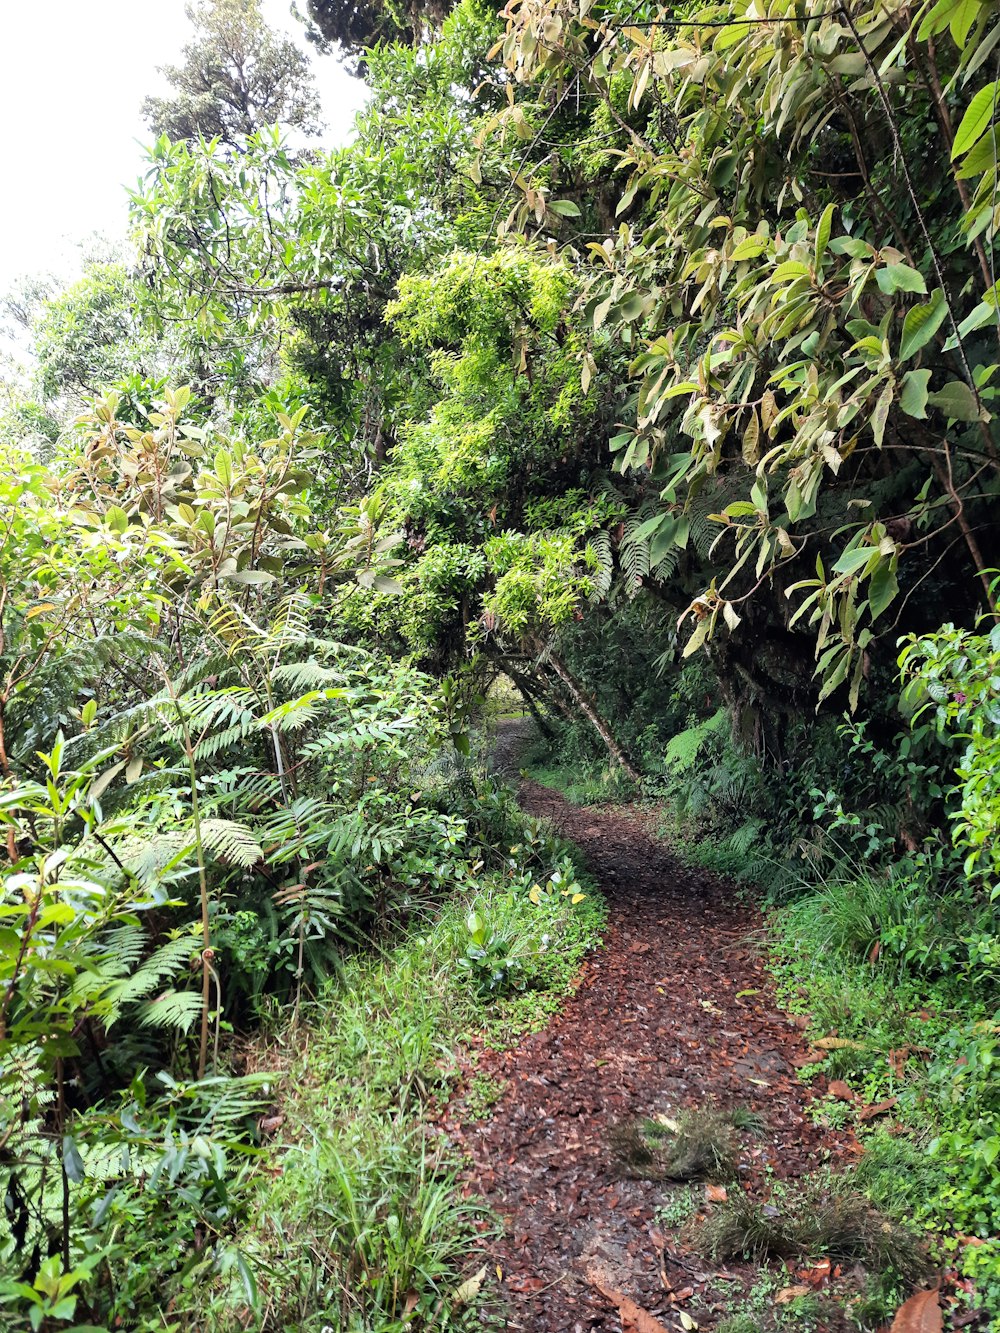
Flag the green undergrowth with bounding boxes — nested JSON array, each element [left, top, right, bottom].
[[215, 834, 606, 1330], [770, 894, 1000, 1325], [520, 730, 640, 806]]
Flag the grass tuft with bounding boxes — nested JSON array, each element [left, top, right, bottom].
[[698, 1177, 927, 1282], [610, 1108, 741, 1182]]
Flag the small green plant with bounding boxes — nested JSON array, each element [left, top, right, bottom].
[[716, 1316, 758, 1333], [465, 1072, 507, 1121], [459, 908, 527, 998], [654, 1185, 701, 1230]]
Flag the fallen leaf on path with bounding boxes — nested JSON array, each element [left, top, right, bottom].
[[792, 1049, 827, 1066], [587, 1267, 672, 1333], [828, 1079, 856, 1101], [858, 1097, 898, 1121], [775, 1285, 811, 1303], [889, 1289, 942, 1333], [797, 1258, 831, 1286], [452, 1265, 487, 1306], [704, 1185, 728, 1203], [679, 1313, 698, 1330], [507, 1275, 548, 1293]]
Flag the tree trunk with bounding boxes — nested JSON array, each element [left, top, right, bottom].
[[539, 642, 642, 783], [503, 666, 555, 738]]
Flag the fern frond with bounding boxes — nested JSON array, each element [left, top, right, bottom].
[[665, 708, 728, 773], [272, 659, 350, 692], [586, 529, 614, 601], [102, 935, 198, 1028], [199, 819, 264, 868], [138, 989, 203, 1033]]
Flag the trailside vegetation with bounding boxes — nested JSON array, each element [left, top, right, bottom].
[[2, 0, 1000, 1324]]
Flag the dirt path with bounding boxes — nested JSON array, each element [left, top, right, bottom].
[[449, 778, 857, 1332]]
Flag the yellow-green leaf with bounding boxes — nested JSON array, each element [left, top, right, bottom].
[[952, 80, 998, 157], [950, 0, 981, 47], [814, 203, 835, 269], [899, 290, 947, 360]]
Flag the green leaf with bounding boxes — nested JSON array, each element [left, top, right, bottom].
[[833, 547, 873, 575], [869, 561, 899, 621], [927, 379, 982, 420], [372, 575, 404, 594], [730, 236, 770, 261], [918, 0, 954, 37], [956, 302, 997, 340], [548, 199, 581, 218], [214, 449, 233, 488], [829, 236, 872, 258], [952, 81, 998, 157], [900, 369, 932, 418], [223, 569, 277, 584], [814, 203, 835, 268], [899, 290, 947, 360], [62, 1135, 85, 1184], [105, 505, 129, 533], [618, 293, 646, 322], [876, 263, 927, 295], [950, 0, 981, 47]]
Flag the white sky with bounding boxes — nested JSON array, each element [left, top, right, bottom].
[[0, 0, 367, 290]]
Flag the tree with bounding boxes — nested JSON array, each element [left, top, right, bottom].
[[142, 0, 322, 146], [489, 0, 1000, 728], [298, 0, 457, 70]]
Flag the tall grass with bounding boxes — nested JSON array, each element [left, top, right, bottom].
[[197, 850, 606, 1330]]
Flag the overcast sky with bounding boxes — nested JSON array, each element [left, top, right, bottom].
[[0, 0, 367, 290]]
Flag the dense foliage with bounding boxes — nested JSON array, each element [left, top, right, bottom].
[[3, 0, 1000, 1323]]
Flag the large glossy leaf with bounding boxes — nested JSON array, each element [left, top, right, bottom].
[[952, 80, 998, 156], [899, 291, 947, 361]]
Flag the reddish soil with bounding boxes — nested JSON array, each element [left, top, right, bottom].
[[447, 778, 860, 1332]]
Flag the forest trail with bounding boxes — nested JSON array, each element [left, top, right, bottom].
[[446, 767, 858, 1331]]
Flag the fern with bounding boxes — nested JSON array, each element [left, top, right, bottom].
[[665, 709, 728, 773], [102, 935, 198, 1028], [620, 509, 652, 596], [138, 989, 203, 1033], [272, 659, 350, 692], [199, 819, 265, 868], [586, 529, 614, 601]]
